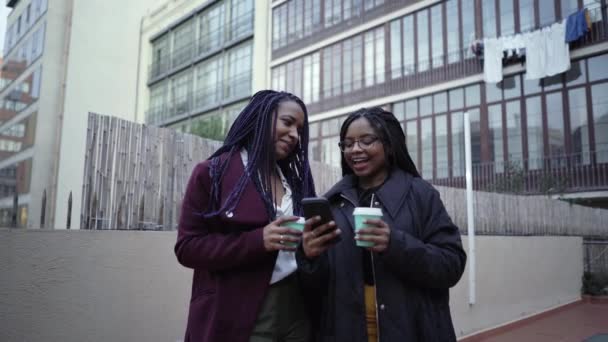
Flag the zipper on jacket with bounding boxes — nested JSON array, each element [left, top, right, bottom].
[[369, 193, 381, 342]]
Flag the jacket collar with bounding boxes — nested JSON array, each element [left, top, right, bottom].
[[324, 168, 415, 220]]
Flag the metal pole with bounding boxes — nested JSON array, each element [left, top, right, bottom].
[[464, 112, 476, 305]]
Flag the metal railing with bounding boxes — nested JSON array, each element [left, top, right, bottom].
[[429, 151, 608, 195]]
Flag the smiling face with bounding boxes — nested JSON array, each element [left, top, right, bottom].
[[342, 117, 389, 189], [274, 100, 305, 161]]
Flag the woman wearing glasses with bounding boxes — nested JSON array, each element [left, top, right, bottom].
[[297, 107, 466, 341]]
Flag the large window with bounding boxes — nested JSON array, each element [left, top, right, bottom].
[[272, 0, 382, 50], [446, 0, 460, 63], [592, 83, 608, 162], [526, 96, 543, 170], [431, 4, 444, 68], [417, 10, 430, 72], [569, 87, 591, 164]]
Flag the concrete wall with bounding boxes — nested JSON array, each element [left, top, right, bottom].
[[450, 236, 583, 338], [53, 0, 156, 231], [0, 230, 582, 341]]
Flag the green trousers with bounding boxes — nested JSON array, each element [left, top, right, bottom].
[[249, 274, 310, 342]]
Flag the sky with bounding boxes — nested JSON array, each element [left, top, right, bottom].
[[0, 5, 12, 57]]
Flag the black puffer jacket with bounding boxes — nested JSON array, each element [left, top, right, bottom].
[[297, 169, 466, 341]]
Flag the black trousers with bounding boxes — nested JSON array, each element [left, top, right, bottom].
[[249, 273, 310, 342]]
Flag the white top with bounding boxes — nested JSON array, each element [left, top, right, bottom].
[[240, 150, 298, 285]]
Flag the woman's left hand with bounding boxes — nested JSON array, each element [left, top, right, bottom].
[[356, 218, 390, 253]]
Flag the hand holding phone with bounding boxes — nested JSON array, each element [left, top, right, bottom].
[[301, 197, 342, 258]]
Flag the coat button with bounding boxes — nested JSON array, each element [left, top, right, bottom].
[[380, 304, 386, 310], [225, 211, 234, 218], [340, 202, 345, 207], [374, 202, 380, 206]]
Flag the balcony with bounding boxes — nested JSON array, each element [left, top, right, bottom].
[[307, 7, 608, 115], [430, 151, 608, 199]]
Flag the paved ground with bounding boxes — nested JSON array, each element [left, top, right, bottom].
[[462, 299, 608, 342]]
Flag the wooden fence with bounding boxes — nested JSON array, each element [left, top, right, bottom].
[[82, 113, 608, 236]]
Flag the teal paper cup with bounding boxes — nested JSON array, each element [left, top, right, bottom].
[[281, 217, 305, 247], [353, 207, 383, 247]]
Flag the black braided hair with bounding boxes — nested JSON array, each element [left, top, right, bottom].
[[338, 107, 421, 178], [204, 90, 316, 220]]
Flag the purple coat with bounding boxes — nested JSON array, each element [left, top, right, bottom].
[[175, 152, 278, 342]]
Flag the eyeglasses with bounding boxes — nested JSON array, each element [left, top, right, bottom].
[[338, 135, 380, 152]]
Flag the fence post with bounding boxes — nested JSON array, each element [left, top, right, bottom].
[[67, 192, 72, 230], [40, 189, 46, 228], [11, 193, 18, 227]]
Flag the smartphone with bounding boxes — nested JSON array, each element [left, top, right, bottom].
[[302, 197, 341, 244]]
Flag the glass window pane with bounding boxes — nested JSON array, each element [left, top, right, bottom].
[[465, 84, 481, 107], [489, 104, 504, 172], [500, 0, 515, 36], [452, 111, 465, 177], [417, 10, 430, 72], [565, 60, 587, 86], [390, 20, 402, 79], [506, 100, 523, 165], [352, 36, 363, 91], [568, 87, 591, 164], [546, 92, 566, 166], [526, 96, 543, 170], [343, 40, 352, 93], [420, 95, 432, 116], [519, 0, 535, 32], [591, 83, 608, 163], [561, 0, 579, 18], [431, 4, 444, 68], [405, 99, 418, 119], [486, 82, 502, 102], [420, 117, 433, 178], [406, 120, 418, 168], [446, 0, 461, 63], [436, 115, 448, 178], [469, 108, 482, 164], [375, 28, 385, 84], [393, 101, 405, 121], [483, 0, 496, 38], [543, 74, 563, 91], [365, 31, 375, 86], [503, 75, 521, 99], [450, 88, 464, 109], [588, 54, 608, 82], [462, 0, 476, 59], [434, 92, 448, 113], [403, 16, 415, 75], [524, 77, 542, 95], [539, 0, 556, 27]]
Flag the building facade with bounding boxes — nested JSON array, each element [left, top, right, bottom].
[[269, 0, 608, 207], [0, 0, 154, 228], [136, 0, 270, 140]]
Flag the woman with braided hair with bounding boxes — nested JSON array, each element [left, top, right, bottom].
[[175, 90, 316, 342], [297, 107, 466, 341]]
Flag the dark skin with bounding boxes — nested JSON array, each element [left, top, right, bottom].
[[303, 117, 391, 258], [262, 100, 307, 252]]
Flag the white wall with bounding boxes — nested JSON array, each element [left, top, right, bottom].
[[53, 0, 156, 230], [0, 231, 582, 341], [450, 236, 583, 338]]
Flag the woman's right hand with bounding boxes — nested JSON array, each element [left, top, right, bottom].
[[263, 216, 303, 252], [302, 216, 341, 259]]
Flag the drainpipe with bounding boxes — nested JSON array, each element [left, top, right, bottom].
[[464, 112, 476, 306]]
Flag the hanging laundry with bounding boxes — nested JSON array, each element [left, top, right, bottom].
[[525, 29, 547, 80], [566, 8, 591, 43], [501, 34, 525, 58], [546, 20, 570, 76], [483, 38, 504, 83]]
